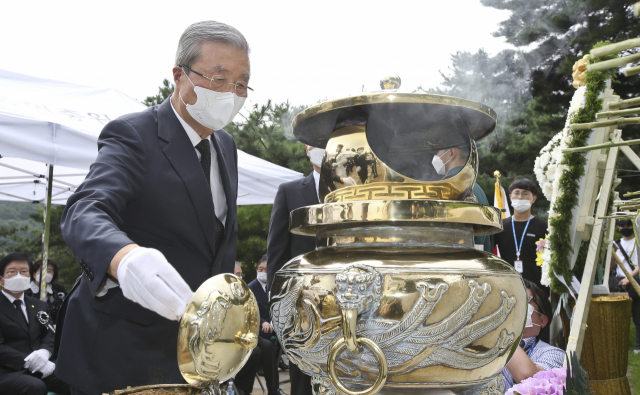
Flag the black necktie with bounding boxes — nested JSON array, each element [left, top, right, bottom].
[[13, 299, 28, 326], [195, 139, 224, 256], [195, 140, 211, 187]]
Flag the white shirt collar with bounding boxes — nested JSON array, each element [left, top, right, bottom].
[[1, 289, 24, 304], [313, 170, 320, 202], [29, 281, 52, 294], [171, 100, 209, 147]]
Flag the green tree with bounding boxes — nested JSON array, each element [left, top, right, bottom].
[[479, 0, 640, 197], [143, 79, 174, 106]]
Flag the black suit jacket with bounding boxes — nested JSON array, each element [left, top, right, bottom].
[[0, 293, 54, 386], [266, 173, 319, 288], [56, 98, 238, 394], [247, 279, 270, 336]]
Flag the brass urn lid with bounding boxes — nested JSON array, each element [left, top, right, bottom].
[[177, 274, 259, 387], [292, 77, 497, 149]]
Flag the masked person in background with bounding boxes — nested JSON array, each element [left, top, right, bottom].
[[57, 21, 247, 394], [611, 219, 640, 354], [492, 179, 549, 297], [0, 253, 70, 395], [501, 280, 564, 391], [25, 260, 67, 324], [267, 144, 327, 395], [432, 145, 491, 252], [246, 256, 286, 395]]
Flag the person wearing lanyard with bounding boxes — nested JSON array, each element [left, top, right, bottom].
[[492, 179, 549, 293], [501, 280, 565, 391]]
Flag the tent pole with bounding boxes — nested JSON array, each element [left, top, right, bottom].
[[39, 164, 53, 301]]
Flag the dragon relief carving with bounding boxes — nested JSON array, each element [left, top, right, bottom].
[[189, 290, 231, 378], [270, 264, 517, 384]]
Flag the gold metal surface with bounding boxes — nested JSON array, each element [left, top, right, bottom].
[[292, 93, 497, 148], [317, 124, 478, 203], [177, 274, 259, 387], [328, 337, 388, 395], [272, 76, 525, 394], [289, 200, 503, 237], [380, 74, 401, 90]]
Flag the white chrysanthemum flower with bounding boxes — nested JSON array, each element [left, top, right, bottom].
[[543, 184, 554, 200], [539, 152, 551, 168]]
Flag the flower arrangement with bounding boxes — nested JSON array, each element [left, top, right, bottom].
[[531, 42, 617, 292], [506, 368, 566, 395], [535, 237, 547, 267]]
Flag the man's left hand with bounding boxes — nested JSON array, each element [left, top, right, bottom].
[[620, 278, 630, 287], [261, 321, 273, 333]]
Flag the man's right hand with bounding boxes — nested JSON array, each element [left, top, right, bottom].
[[261, 321, 273, 333], [117, 247, 194, 321]]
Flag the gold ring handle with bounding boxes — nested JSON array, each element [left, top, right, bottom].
[[341, 309, 359, 352], [328, 337, 387, 395]]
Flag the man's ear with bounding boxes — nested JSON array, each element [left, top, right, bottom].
[[531, 195, 537, 205], [450, 148, 458, 161], [172, 66, 184, 85]]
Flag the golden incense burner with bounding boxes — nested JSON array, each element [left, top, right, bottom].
[[270, 77, 527, 395]]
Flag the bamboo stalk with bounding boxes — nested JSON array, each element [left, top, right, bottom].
[[590, 38, 640, 59], [596, 107, 640, 118], [619, 204, 640, 210], [624, 191, 640, 197], [562, 138, 640, 154], [610, 97, 640, 110], [611, 251, 640, 296], [635, 1, 640, 17], [586, 53, 640, 72], [623, 65, 640, 77], [570, 117, 640, 131]]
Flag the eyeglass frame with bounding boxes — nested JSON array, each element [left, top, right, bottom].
[[178, 64, 253, 96], [510, 189, 534, 199]]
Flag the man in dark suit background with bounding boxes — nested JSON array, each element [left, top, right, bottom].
[[57, 21, 248, 394], [0, 253, 70, 395], [267, 145, 326, 395]]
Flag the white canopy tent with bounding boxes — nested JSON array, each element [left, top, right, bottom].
[[0, 69, 302, 205], [0, 69, 302, 299]]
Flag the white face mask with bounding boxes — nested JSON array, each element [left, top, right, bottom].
[[431, 150, 451, 175], [525, 303, 542, 328], [308, 148, 325, 167], [179, 70, 246, 131], [511, 199, 532, 213], [1, 273, 31, 293], [36, 273, 53, 284], [256, 272, 267, 284]]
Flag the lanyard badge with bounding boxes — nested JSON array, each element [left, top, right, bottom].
[[512, 216, 532, 273]]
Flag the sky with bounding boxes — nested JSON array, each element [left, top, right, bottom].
[[0, 0, 513, 110]]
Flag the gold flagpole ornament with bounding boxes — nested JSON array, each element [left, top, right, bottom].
[[271, 76, 527, 395]]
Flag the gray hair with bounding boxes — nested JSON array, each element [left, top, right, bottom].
[[234, 261, 242, 269], [175, 21, 250, 69]]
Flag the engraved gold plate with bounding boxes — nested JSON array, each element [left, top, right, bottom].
[[178, 274, 259, 387]]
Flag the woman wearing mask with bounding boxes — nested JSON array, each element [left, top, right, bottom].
[[501, 279, 565, 391], [25, 259, 67, 324]]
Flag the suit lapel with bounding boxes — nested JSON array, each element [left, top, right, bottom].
[[210, 133, 234, 273], [301, 173, 320, 205], [157, 99, 217, 256], [0, 293, 29, 333]]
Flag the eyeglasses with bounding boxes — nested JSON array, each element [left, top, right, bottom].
[[179, 65, 253, 97], [3, 268, 30, 277], [511, 190, 533, 199]]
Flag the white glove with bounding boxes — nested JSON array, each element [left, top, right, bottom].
[[117, 247, 194, 321], [342, 177, 358, 186], [356, 166, 361, 173], [24, 349, 50, 373], [39, 361, 55, 378]]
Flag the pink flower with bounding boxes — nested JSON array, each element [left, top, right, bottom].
[[506, 368, 567, 395]]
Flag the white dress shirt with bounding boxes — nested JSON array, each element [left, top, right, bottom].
[[313, 170, 321, 203], [616, 237, 637, 277], [171, 101, 227, 224], [2, 289, 29, 323]]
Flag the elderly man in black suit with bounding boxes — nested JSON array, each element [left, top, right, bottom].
[[267, 145, 328, 395], [0, 253, 70, 395], [57, 21, 248, 395]]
